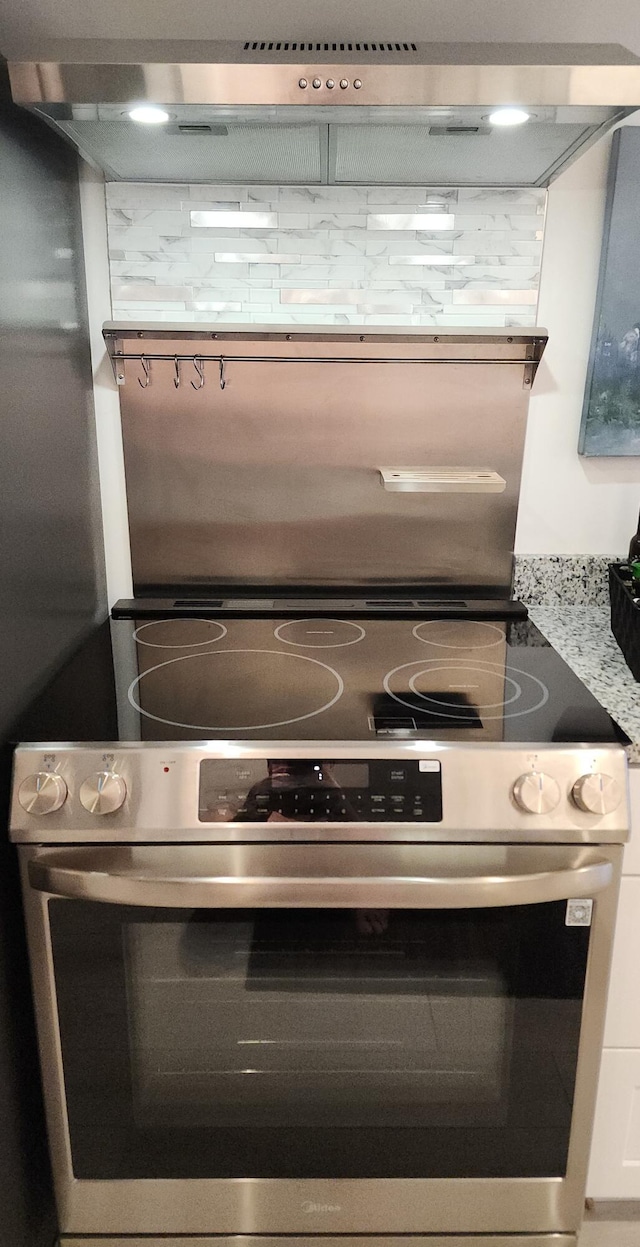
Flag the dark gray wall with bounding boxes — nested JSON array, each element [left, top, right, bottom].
[[0, 60, 106, 1247]]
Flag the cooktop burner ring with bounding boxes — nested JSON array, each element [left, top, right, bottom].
[[412, 620, 504, 649], [274, 619, 366, 648], [128, 648, 345, 732], [134, 619, 228, 648], [407, 664, 522, 711], [384, 659, 550, 721]]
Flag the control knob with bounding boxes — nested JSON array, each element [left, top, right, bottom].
[[79, 772, 127, 815], [18, 772, 67, 816], [572, 773, 621, 815], [512, 771, 560, 814]]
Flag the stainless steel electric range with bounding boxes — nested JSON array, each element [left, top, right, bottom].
[[9, 603, 630, 1247], [7, 327, 630, 1247]]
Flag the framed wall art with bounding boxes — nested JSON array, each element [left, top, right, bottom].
[[580, 126, 640, 456]]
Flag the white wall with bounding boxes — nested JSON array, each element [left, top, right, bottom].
[[3, 0, 640, 58], [515, 114, 640, 556]]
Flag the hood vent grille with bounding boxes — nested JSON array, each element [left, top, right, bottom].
[[243, 41, 418, 54]]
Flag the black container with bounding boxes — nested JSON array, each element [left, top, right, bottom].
[[630, 507, 640, 564], [609, 562, 640, 681]]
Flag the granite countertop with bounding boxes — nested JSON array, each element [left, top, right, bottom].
[[529, 605, 640, 764]]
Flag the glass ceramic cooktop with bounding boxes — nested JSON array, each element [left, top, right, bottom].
[[93, 615, 622, 744], [12, 613, 625, 746]]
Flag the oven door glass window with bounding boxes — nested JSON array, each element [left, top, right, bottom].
[[49, 901, 589, 1180]]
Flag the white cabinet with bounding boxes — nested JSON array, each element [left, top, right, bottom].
[[623, 768, 640, 876], [588, 1050, 640, 1198], [603, 877, 640, 1048], [587, 764, 640, 1197]]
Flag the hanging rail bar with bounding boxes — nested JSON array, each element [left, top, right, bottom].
[[108, 351, 543, 386]]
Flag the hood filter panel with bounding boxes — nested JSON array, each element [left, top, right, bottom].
[[47, 107, 617, 186], [332, 123, 600, 187], [59, 121, 323, 183]]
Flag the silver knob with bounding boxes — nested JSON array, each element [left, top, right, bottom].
[[340, 79, 349, 89], [18, 772, 67, 816], [512, 772, 561, 815], [353, 78, 362, 89], [312, 77, 322, 89], [79, 772, 127, 815], [298, 77, 307, 89], [572, 773, 622, 815]]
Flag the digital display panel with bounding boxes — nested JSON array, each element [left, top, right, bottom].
[[199, 759, 442, 823]]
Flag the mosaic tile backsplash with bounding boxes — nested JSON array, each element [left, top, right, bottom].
[[106, 183, 545, 326]]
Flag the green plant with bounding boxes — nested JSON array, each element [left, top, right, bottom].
[[591, 378, 640, 427]]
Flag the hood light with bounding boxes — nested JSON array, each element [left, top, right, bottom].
[[128, 105, 170, 124], [488, 107, 530, 126]]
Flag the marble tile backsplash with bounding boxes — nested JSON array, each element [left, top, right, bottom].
[[106, 183, 545, 325]]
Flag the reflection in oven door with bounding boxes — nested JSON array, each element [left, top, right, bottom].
[[125, 911, 512, 1131]]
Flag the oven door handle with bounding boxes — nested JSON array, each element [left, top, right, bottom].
[[27, 850, 614, 909]]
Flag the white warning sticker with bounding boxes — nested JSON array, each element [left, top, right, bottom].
[[566, 899, 594, 927]]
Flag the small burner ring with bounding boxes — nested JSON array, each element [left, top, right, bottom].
[[134, 619, 228, 648], [413, 620, 504, 649], [274, 619, 366, 648]]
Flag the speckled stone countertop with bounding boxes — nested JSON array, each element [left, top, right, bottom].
[[527, 604, 640, 764], [512, 556, 640, 762], [513, 555, 614, 608]]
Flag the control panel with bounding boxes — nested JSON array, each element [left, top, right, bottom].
[[297, 75, 363, 91], [199, 758, 443, 823], [9, 745, 630, 845]]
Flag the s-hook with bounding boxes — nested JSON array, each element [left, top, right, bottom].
[[138, 355, 151, 388], [173, 356, 181, 389], [191, 355, 205, 390], [219, 357, 227, 390]]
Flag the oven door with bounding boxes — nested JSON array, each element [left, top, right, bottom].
[[20, 842, 620, 1239]]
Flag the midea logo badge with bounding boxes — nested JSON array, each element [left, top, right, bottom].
[[302, 1201, 342, 1213]]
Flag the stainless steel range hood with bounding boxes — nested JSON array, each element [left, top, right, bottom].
[[9, 42, 640, 185]]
